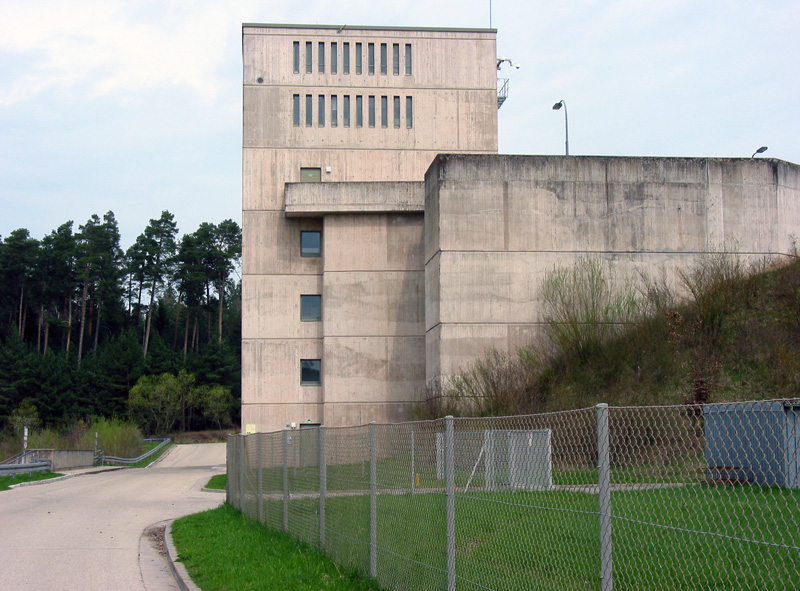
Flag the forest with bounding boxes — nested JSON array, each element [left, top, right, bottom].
[[0, 210, 242, 435]]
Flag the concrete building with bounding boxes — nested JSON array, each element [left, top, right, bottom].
[[242, 23, 800, 433]]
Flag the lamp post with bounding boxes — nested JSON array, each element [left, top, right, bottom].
[[751, 146, 768, 158], [553, 100, 569, 156]]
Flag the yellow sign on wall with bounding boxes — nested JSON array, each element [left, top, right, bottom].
[[245, 423, 257, 434]]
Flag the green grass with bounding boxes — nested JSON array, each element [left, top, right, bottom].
[[235, 483, 800, 591], [205, 474, 226, 489], [0, 470, 63, 491], [171, 503, 383, 591]]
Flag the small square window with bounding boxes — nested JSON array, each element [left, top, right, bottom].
[[301, 231, 321, 257], [301, 295, 322, 321], [301, 359, 321, 385]]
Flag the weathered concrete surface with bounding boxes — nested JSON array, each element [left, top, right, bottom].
[[0, 443, 225, 591]]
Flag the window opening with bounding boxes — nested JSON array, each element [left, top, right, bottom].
[[300, 230, 321, 254], [393, 96, 400, 128], [331, 95, 338, 127], [305, 42, 312, 73], [318, 42, 325, 73], [305, 95, 313, 126], [380, 43, 387, 75], [368, 43, 375, 75], [293, 41, 300, 73], [368, 96, 375, 127], [406, 96, 413, 128], [301, 359, 321, 385], [343, 95, 351, 127], [343, 43, 350, 74], [381, 96, 388, 128], [331, 42, 337, 74], [356, 42, 362, 74], [405, 44, 412, 75], [300, 295, 322, 321], [293, 94, 300, 127], [318, 95, 325, 127], [393, 43, 400, 75], [356, 95, 363, 127]]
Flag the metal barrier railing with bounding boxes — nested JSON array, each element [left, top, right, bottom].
[[0, 459, 51, 476], [98, 438, 171, 466]]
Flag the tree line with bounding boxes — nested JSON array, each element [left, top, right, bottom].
[[0, 211, 242, 433]]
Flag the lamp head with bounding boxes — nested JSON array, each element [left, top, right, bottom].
[[552, 101, 564, 110]]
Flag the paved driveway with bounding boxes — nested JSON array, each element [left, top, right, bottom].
[[0, 443, 225, 590]]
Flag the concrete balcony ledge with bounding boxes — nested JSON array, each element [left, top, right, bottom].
[[285, 181, 424, 217]]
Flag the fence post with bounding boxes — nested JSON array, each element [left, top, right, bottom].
[[225, 436, 231, 503], [238, 436, 245, 512], [445, 415, 456, 591], [411, 429, 416, 493], [370, 421, 378, 579], [596, 403, 614, 591], [257, 433, 264, 523], [283, 430, 289, 533], [319, 426, 326, 549]]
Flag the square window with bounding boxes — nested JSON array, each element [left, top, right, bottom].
[[301, 359, 321, 385], [300, 231, 321, 257], [300, 295, 321, 321]]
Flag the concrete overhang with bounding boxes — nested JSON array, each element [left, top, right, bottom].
[[284, 181, 424, 217]]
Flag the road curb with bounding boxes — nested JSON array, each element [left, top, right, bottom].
[[165, 520, 203, 591]]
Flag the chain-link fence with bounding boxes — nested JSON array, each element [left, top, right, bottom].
[[227, 399, 800, 590]]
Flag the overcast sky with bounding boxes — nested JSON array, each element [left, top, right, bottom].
[[2, 0, 798, 248]]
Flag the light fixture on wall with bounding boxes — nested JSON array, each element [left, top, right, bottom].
[[751, 146, 768, 158]]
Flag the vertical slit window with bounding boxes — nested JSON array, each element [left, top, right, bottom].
[[343, 95, 351, 127], [355, 43, 362, 74], [406, 96, 413, 128], [356, 95, 363, 127], [405, 44, 412, 75], [381, 96, 388, 128], [393, 43, 400, 75], [293, 41, 300, 73], [393, 96, 400, 128], [318, 42, 325, 73], [305, 42, 312, 73], [368, 96, 375, 128], [343, 43, 350, 74], [293, 94, 300, 127], [331, 42, 337, 74], [318, 95, 325, 127], [331, 95, 338, 127], [380, 43, 387, 74], [368, 43, 375, 75], [306, 95, 313, 127]]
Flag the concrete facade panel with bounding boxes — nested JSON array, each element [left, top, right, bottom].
[[323, 271, 424, 337], [285, 181, 424, 215], [322, 336, 425, 405], [242, 274, 323, 339], [242, 211, 322, 276], [241, 339, 323, 404], [323, 213, 424, 272]]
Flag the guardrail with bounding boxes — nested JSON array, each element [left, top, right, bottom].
[[100, 438, 171, 466], [0, 459, 52, 476]]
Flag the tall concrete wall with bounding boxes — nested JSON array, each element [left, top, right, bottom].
[[425, 154, 800, 380]]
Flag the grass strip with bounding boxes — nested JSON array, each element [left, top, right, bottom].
[[205, 474, 226, 489], [172, 503, 383, 591], [0, 471, 63, 491]]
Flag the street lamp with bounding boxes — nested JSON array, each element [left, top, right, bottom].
[[553, 100, 569, 156], [751, 146, 768, 158]]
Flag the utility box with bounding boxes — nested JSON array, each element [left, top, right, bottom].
[[704, 400, 800, 488]]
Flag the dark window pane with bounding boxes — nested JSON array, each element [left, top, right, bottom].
[[331, 42, 337, 74], [318, 95, 325, 127], [318, 42, 325, 73], [305, 42, 312, 73], [380, 43, 387, 74], [393, 43, 399, 75], [344, 95, 350, 127], [343, 43, 350, 74], [293, 41, 300, 73], [356, 43, 362, 74], [394, 96, 400, 128], [301, 231, 321, 256], [331, 95, 338, 127], [368, 96, 375, 127], [368, 43, 374, 75], [305, 95, 312, 126], [300, 295, 322, 321], [293, 94, 300, 126], [381, 96, 388, 128], [405, 44, 412, 75], [406, 96, 413, 128], [301, 359, 321, 385], [356, 95, 363, 127]]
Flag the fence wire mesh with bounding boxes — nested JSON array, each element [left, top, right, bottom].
[[227, 400, 800, 590]]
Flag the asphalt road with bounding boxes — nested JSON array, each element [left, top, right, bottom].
[[0, 443, 226, 591]]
